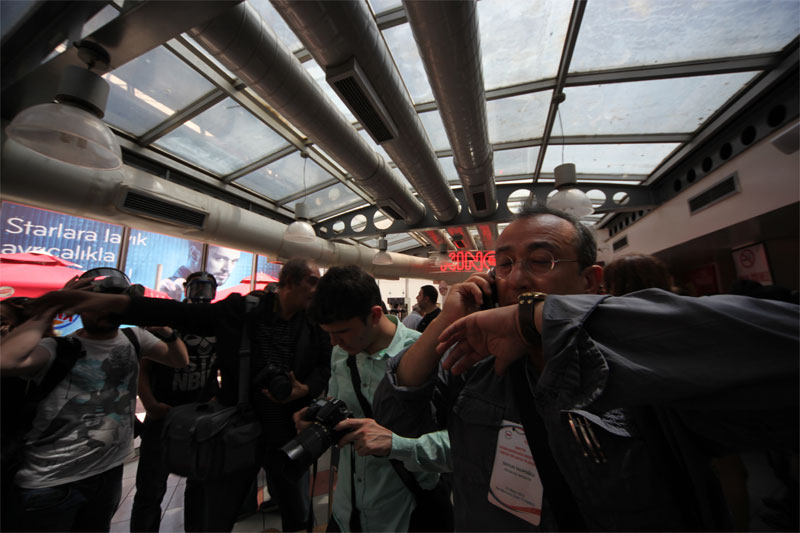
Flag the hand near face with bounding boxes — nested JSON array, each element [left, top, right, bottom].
[[437, 304, 529, 376], [158, 277, 185, 301], [440, 272, 495, 321], [335, 418, 393, 457]]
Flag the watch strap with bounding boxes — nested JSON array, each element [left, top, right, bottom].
[[517, 292, 546, 345]]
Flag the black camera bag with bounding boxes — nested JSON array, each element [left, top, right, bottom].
[[161, 296, 262, 480]]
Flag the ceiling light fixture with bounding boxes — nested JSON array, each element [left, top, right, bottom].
[[547, 162, 594, 218], [372, 234, 393, 265], [6, 41, 122, 170], [284, 150, 317, 243]]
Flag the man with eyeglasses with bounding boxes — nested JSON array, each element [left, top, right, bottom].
[[374, 204, 798, 531], [32, 258, 331, 532]]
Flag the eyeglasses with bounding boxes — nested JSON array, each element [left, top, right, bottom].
[[494, 249, 578, 278]]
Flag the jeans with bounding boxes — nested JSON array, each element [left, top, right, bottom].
[[131, 416, 204, 532], [17, 464, 123, 532]]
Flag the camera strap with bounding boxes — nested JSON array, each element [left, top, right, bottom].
[[345, 355, 428, 517]]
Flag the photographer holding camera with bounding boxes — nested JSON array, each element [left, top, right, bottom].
[[32, 258, 331, 532], [297, 265, 452, 533]]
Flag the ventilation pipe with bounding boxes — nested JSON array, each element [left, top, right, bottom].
[[270, 0, 460, 222], [403, 0, 497, 217], [188, 2, 425, 225], [1, 138, 469, 281]]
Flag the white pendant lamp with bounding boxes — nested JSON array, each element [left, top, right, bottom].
[[372, 235, 393, 265], [6, 42, 122, 170], [547, 163, 594, 218], [432, 243, 453, 266]]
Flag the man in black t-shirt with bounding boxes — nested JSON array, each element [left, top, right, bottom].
[[131, 272, 219, 532], [415, 285, 441, 333]]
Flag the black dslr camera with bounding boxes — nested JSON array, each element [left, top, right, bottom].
[[279, 398, 352, 478], [253, 363, 292, 402]]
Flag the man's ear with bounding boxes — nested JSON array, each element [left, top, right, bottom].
[[370, 305, 383, 323], [581, 265, 604, 294]]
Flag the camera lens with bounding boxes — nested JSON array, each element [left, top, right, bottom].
[[279, 423, 332, 479], [269, 373, 292, 402]]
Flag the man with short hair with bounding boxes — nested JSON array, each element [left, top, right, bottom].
[[414, 285, 439, 333], [374, 204, 798, 531], [1, 269, 189, 533], [305, 266, 451, 532], [32, 258, 331, 532]]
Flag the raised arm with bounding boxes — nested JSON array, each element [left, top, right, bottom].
[[141, 328, 189, 369], [396, 274, 492, 387], [0, 308, 59, 378]]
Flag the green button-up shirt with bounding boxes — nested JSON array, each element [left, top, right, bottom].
[[329, 315, 451, 532]]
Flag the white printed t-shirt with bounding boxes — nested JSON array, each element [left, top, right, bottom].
[[15, 327, 160, 489]]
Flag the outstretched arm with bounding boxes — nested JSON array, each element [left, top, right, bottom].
[[396, 273, 493, 387]]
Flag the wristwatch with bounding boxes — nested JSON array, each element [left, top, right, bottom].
[[517, 292, 547, 345], [154, 330, 179, 343]]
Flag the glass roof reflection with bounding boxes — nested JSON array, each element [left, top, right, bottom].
[[104, 46, 215, 137], [541, 143, 680, 177], [493, 147, 541, 177], [571, 0, 800, 73], [478, 0, 571, 90], [235, 150, 334, 202], [560, 73, 758, 135], [487, 91, 552, 144], [154, 97, 290, 176], [249, 0, 304, 52], [418, 110, 451, 152], [286, 183, 364, 218], [383, 22, 435, 104]]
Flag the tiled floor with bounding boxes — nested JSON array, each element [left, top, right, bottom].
[[111, 447, 333, 533]]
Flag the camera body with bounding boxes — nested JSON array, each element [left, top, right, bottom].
[[253, 363, 292, 401], [279, 398, 353, 478]]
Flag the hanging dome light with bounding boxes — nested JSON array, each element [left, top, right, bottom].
[[372, 235, 393, 265], [284, 202, 317, 243], [6, 42, 122, 170], [547, 163, 594, 218]]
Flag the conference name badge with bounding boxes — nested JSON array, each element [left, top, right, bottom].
[[488, 420, 543, 526]]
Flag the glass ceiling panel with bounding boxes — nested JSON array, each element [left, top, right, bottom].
[[540, 143, 679, 177], [479, 0, 571, 90], [104, 47, 215, 137], [286, 183, 364, 218], [493, 146, 541, 178], [559, 73, 758, 136], [249, 0, 304, 52], [571, 0, 800, 73], [304, 61, 357, 123], [487, 91, 552, 144], [235, 150, 334, 201], [368, 0, 402, 15], [382, 23, 435, 104], [154, 97, 290, 176], [437, 156, 460, 183], [418, 110, 451, 152]]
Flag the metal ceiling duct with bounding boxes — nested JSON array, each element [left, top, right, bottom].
[[270, 0, 460, 223], [188, 2, 425, 225], [403, 0, 497, 218], [1, 138, 470, 282]]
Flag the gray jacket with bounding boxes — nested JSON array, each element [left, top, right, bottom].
[[374, 290, 799, 531]]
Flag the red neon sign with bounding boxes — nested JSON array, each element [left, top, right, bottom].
[[439, 250, 496, 272]]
